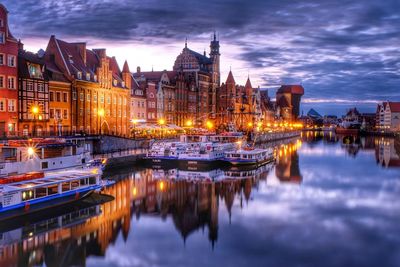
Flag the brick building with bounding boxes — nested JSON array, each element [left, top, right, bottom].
[[44, 36, 130, 136], [0, 4, 18, 135]]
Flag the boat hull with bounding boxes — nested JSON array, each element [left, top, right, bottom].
[[224, 157, 274, 167], [0, 185, 100, 221], [335, 128, 359, 135]]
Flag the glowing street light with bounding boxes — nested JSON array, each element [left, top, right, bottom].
[[31, 105, 40, 137], [31, 105, 39, 115], [186, 120, 193, 127], [206, 120, 213, 130], [132, 119, 138, 139], [27, 147, 35, 157]]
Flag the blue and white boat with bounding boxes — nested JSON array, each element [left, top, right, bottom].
[[0, 168, 108, 220], [223, 147, 275, 166]]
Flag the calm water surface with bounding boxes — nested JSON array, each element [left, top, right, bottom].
[[1, 134, 399, 267]]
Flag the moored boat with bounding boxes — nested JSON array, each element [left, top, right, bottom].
[[0, 168, 109, 220], [223, 147, 275, 166]]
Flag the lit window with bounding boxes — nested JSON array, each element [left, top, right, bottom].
[[77, 71, 82, 79], [8, 99, 16, 112], [63, 92, 68, 102], [80, 92, 84, 101], [86, 73, 90, 80], [93, 95, 97, 102], [0, 32, 4, 44], [113, 79, 117, 86], [50, 91, 54, 101], [87, 93, 90, 101], [94, 75, 98, 82], [122, 81, 125, 87], [37, 83, 44, 92]]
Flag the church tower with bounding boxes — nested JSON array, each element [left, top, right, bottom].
[[209, 32, 220, 87], [209, 32, 220, 118]]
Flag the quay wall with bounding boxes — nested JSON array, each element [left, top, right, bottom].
[[255, 131, 301, 144], [103, 154, 145, 172], [92, 135, 149, 154]]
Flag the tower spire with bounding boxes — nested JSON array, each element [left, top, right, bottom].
[[185, 37, 187, 48]]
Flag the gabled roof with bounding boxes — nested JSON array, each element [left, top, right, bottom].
[[226, 70, 235, 84], [277, 85, 304, 95], [186, 48, 212, 65], [18, 50, 48, 80], [133, 70, 177, 83]]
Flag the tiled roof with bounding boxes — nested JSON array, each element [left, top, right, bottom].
[[277, 85, 304, 95], [226, 70, 235, 84], [186, 48, 212, 65]]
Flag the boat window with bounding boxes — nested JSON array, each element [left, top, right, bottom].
[[41, 162, 48, 169], [80, 178, 88, 186], [71, 180, 80, 189], [89, 176, 97, 185], [22, 190, 34, 201], [48, 185, 58, 195], [62, 182, 71, 192], [35, 187, 47, 198]]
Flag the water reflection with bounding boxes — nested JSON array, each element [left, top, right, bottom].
[[0, 135, 399, 267]]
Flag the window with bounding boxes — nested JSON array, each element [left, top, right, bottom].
[[0, 99, 5, 111], [63, 109, 68, 119], [107, 96, 111, 104], [55, 109, 61, 119], [100, 96, 104, 103], [121, 81, 125, 87], [27, 82, 33, 91], [87, 93, 90, 102], [0, 32, 4, 44], [50, 91, 54, 101], [7, 77, 15, 89], [119, 97, 122, 105], [94, 75, 98, 82], [123, 97, 127, 105], [79, 108, 83, 116], [8, 99, 15, 112], [86, 73, 90, 80], [0, 19, 3, 27], [80, 92, 84, 101], [93, 95, 97, 102], [7, 55, 16, 67], [77, 71, 82, 79], [0, 54, 4, 65], [37, 83, 44, 92], [63, 92, 68, 102], [113, 97, 116, 104], [87, 108, 90, 115], [50, 109, 54, 118], [72, 91, 77, 100], [56, 92, 61, 102], [113, 79, 117, 86], [0, 75, 4, 88]]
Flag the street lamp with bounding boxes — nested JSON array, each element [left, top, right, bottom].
[[98, 108, 105, 135], [132, 119, 138, 139], [158, 118, 165, 138], [185, 120, 193, 127], [31, 105, 39, 137], [206, 120, 213, 131]]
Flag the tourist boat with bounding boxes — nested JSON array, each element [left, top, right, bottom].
[[144, 133, 244, 167], [0, 168, 110, 220], [178, 142, 236, 168], [223, 147, 275, 166], [0, 139, 91, 177]]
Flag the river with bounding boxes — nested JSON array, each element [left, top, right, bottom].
[[0, 133, 399, 267]]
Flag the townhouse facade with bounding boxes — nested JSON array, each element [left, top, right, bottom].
[[376, 101, 400, 132], [0, 4, 18, 136]]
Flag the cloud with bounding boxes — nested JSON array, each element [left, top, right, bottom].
[[3, 0, 400, 112]]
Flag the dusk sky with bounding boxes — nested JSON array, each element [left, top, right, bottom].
[[3, 0, 400, 115]]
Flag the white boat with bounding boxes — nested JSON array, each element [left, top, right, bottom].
[[0, 168, 110, 220], [178, 142, 236, 164], [0, 139, 91, 177], [223, 147, 275, 166]]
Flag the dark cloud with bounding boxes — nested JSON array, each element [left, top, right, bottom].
[[3, 0, 400, 111]]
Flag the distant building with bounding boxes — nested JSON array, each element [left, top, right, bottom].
[[275, 85, 304, 121], [376, 102, 400, 132]]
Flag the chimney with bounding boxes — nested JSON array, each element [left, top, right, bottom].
[[137, 66, 141, 74], [18, 39, 24, 50], [75, 42, 87, 64], [93, 48, 106, 59]]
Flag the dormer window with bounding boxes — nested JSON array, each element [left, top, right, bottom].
[[68, 55, 73, 63], [28, 63, 43, 79], [113, 79, 117, 86], [77, 71, 82, 79], [86, 72, 90, 80], [94, 75, 98, 82], [121, 81, 125, 88]]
